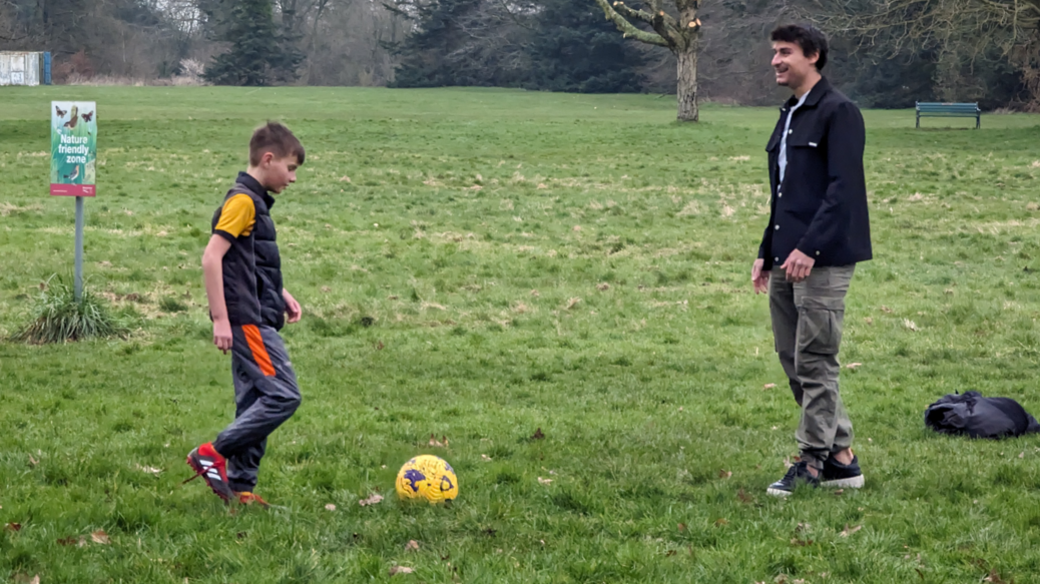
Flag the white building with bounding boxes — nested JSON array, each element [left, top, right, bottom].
[[0, 52, 45, 86]]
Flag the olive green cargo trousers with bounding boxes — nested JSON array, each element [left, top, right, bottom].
[[769, 265, 856, 469]]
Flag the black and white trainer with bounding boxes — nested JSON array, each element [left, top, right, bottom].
[[820, 454, 864, 489], [766, 461, 820, 497]]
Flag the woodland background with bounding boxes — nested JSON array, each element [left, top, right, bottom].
[[1, 0, 1037, 110]]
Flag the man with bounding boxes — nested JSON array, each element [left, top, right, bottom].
[[751, 25, 872, 496]]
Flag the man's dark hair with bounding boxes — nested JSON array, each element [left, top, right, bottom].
[[249, 121, 305, 166], [771, 24, 828, 71]]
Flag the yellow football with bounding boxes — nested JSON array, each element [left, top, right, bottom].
[[395, 455, 459, 503]]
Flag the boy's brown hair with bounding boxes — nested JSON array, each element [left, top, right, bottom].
[[249, 121, 305, 166]]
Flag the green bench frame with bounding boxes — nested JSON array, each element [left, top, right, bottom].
[[916, 102, 981, 129]]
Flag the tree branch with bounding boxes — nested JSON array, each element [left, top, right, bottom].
[[492, 0, 538, 31], [593, 0, 671, 47], [979, 0, 1040, 26], [611, 1, 654, 25], [649, 8, 683, 46], [612, 0, 685, 47]]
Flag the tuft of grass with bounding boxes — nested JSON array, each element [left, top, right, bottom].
[[11, 278, 127, 344], [158, 296, 188, 313]]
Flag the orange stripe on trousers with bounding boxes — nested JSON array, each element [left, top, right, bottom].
[[243, 324, 276, 377]]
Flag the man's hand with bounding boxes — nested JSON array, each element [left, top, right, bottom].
[[213, 318, 233, 354], [781, 249, 815, 283], [283, 289, 302, 324], [752, 258, 770, 294]]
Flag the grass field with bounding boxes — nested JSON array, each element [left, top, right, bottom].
[[2, 86, 1040, 583]]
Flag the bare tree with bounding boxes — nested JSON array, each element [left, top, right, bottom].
[[805, 0, 1040, 109], [303, 0, 406, 85], [592, 0, 703, 121]]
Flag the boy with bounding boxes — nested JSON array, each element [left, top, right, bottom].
[[185, 121, 306, 506]]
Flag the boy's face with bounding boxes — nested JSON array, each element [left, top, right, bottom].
[[771, 41, 818, 88], [260, 153, 299, 194]]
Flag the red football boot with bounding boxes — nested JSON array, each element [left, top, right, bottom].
[[184, 443, 235, 503]]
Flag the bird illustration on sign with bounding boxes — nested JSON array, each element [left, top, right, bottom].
[[63, 105, 79, 129]]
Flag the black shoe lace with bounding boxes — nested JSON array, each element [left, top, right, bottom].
[[784, 462, 806, 480], [779, 461, 819, 486]]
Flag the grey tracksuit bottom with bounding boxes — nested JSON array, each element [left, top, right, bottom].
[[213, 324, 301, 493]]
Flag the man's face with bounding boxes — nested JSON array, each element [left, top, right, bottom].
[[772, 41, 818, 88], [263, 154, 299, 194]]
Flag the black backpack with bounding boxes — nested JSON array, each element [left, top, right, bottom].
[[924, 391, 1040, 439]]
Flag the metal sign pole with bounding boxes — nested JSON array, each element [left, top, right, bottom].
[[74, 196, 84, 300]]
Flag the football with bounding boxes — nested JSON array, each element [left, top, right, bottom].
[[395, 455, 459, 503]]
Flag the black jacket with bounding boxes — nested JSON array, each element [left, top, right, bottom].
[[211, 172, 285, 329], [925, 391, 1040, 439], [758, 77, 872, 270]]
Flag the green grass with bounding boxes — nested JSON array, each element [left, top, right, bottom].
[[1, 86, 1040, 583]]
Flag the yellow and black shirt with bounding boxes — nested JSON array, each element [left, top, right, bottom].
[[211, 172, 285, 328]]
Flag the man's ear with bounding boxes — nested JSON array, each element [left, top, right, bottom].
[[807, 50, 820, 67]]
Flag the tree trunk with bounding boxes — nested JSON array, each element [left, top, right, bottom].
[[676, 43, 698, 122]]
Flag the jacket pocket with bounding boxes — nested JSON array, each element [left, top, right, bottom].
[[788, 129, 825, 150], [766, 130, 781, 152]]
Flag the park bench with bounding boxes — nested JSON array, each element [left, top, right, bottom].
[[916, 102, 981, 129]]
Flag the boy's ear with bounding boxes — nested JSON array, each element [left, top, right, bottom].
[[259, 151, 275, 166]]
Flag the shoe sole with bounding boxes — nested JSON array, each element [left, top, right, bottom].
[[820, 475, 865, 489], [186, 453, 235, 503], [766, 487, 793, 497]]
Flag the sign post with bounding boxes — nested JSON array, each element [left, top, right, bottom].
[[50, 101, 97, 300], [74, 197, 84, 299]]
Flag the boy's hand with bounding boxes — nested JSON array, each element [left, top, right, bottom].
[[283, 289, 302, 324], [213, 318, 233, 353]]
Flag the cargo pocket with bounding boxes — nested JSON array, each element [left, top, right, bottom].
[[796, 296, 844, 355]]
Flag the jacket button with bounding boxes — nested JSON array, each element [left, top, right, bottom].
[[774, 225, 780, 231], [815, 251, 820, 256], [775, 257, 780, 262], [788, 129, 793, 135], [778, 192, 782, 198]]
